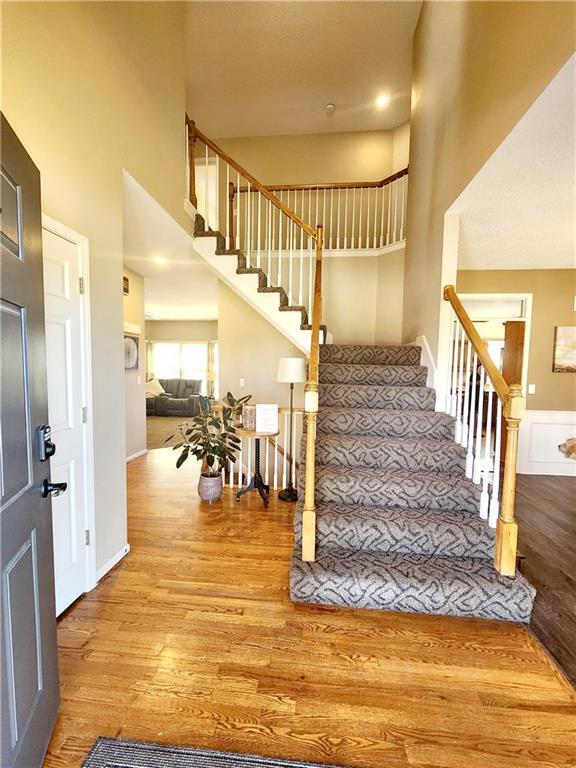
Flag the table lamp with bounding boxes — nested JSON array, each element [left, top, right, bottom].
[[276, 357, 307, 501]]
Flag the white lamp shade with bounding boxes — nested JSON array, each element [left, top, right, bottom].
[[276, 357, 307, 384]]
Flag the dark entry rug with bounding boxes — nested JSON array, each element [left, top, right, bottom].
[[83, 738, 349, 768]]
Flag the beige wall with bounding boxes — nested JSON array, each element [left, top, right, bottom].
[[123, 267, 146, 459], [322, 250, 405, 346], [403, 1, 575, 358], [216, 130, 395, 185], [457, 270, 576, 412], [145, 319, 218, 342], [2, 2, 188, 571], [375, 248, 405, 345], [218, 282, 305, 409], [392, 122, 410, 173]]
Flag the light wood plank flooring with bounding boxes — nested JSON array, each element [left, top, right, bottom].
[[44, 449, 576, 767]]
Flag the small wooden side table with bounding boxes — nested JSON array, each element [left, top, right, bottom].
[[235, 429, 279, 507]]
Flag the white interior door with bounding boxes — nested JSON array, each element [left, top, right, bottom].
[[42, 222, 94, 615]]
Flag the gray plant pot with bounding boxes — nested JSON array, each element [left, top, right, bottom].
[[198, 471, 223, 503]]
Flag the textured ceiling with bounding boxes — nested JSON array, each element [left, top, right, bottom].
[[185, 1, 422, 137], [122, 173, 218, 320], [453, 55, 575, 271]]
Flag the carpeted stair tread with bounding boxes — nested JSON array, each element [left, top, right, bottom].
[[314, 434, 466, 474], [320, 344, 421, 366], [316, 407, 457, 439], [319, 383, 436, 411], [290, 549, 535, 622], [314, 464, 481, 512], [319, 363, 427, 387], [294, 502, 496, 559]]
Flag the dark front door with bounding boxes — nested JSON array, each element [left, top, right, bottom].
[[1, 115, 60, 767]]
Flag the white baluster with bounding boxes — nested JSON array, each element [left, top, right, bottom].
[[298, 218, 304, 306], [352, 187, 357, 249], [473, 365, 485, 486], [455, 329, 466, 442], [322, 188, 326, 231], [386, 183, 392, 244], [236, 172, 240, 250], [329, 188, 334, 249], [257, 192, 261, 269], [282, 412, 288, 488], [400, 176, 406, 240], [344, 188, 349, 249], [215, 155, 220, 231], [489, 398, 503, 527], [278, 200, 283, 287], [466, 352, 478, 478], [461, 339, 472, 448], [450, 322, 460, 417], [238, 438, 243, 486], [480, 384, 493, 520], [394, 180, 399, 242], [445, 312, 455, 413], [246, 182, 251, 266], [359, 187, 364, 248], [337, 188, 341, 250], [288, 219, 294, 305], [204, 144, 209, 231], [226, 164, 230, 249], [273, 435, 278, 490], [379, 184, 385, 247]]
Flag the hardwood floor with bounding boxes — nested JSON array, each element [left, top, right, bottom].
[[44, 450, 576, 768], [516, 474, 576, 686]]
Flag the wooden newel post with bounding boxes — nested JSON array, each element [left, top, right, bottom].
[[188, 119, 198, 208], [301, 225, 323, 563], [228, 182, 236, 249], [495, 384, 524, 576]]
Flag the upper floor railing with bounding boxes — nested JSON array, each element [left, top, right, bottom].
[[443, 286, 525, 576], [187, 116, 321, 561], [233, 168, 408, 252]]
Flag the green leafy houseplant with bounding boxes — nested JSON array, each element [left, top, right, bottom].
[[171, 392, 252, 477]]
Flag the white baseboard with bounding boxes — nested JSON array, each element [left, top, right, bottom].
[[96, 543, 131, 582], [518, 410, 576, 476], [408, 335, 436, 391], [126, 449, 147, 463]]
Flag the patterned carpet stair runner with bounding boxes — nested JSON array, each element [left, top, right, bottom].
[[290, 344, 536, 623]]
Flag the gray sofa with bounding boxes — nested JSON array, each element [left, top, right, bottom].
[[146, 378, 202, 417]]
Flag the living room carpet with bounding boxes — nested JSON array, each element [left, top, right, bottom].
[[83, 738, 348, 767], [146, 415, 186, 450]]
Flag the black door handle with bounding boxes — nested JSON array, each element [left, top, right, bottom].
[[42, 479, 67, 498]]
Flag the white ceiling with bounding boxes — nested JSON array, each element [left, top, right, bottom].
[[122, 173, 218, 320], [185, 1, 422, 138], [453, 55, 576, 271]]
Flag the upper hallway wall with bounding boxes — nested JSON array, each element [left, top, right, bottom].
[[403, 0, 575, 358], [145, 320, 219, 343], [1, 1, 188, 572], [215, 130, 399, 186]]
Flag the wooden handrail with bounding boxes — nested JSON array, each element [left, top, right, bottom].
[[186, 117, 316, 239], [301, 226, 323, 562], [443, 284, 525, 577], [443, 285, 509, 403], [235, 167, 409, 194]]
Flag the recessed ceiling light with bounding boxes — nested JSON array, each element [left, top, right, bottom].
[[375, 95, 390, 109], [325, 103, 336, 115], [153, 256, 168, 265]]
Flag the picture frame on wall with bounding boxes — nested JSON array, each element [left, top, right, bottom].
[[124, 333, 139, 370], [552, 326, 576, 373], [123, 275, 130, 295]]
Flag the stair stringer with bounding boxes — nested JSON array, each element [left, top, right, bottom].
[[192, 232, 332, 354]]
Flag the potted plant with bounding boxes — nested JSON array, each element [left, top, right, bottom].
[[171, 392, 252, 502]]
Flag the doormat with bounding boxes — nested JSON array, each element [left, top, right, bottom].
[[83, 737, 350, 768]]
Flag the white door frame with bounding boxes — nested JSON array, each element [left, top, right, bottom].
[[41, 214, 97, 596], [458, 292, 533, 396]]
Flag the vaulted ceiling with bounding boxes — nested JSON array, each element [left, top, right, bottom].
[[185, 1, 422, 138]]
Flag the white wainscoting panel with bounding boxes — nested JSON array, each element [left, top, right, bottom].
[[518, 410, 576, 476]]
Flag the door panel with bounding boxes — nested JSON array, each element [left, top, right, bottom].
[[0, 300, 32, 504], [1, 114, 60, 768], [42, 226, 88, 615]]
